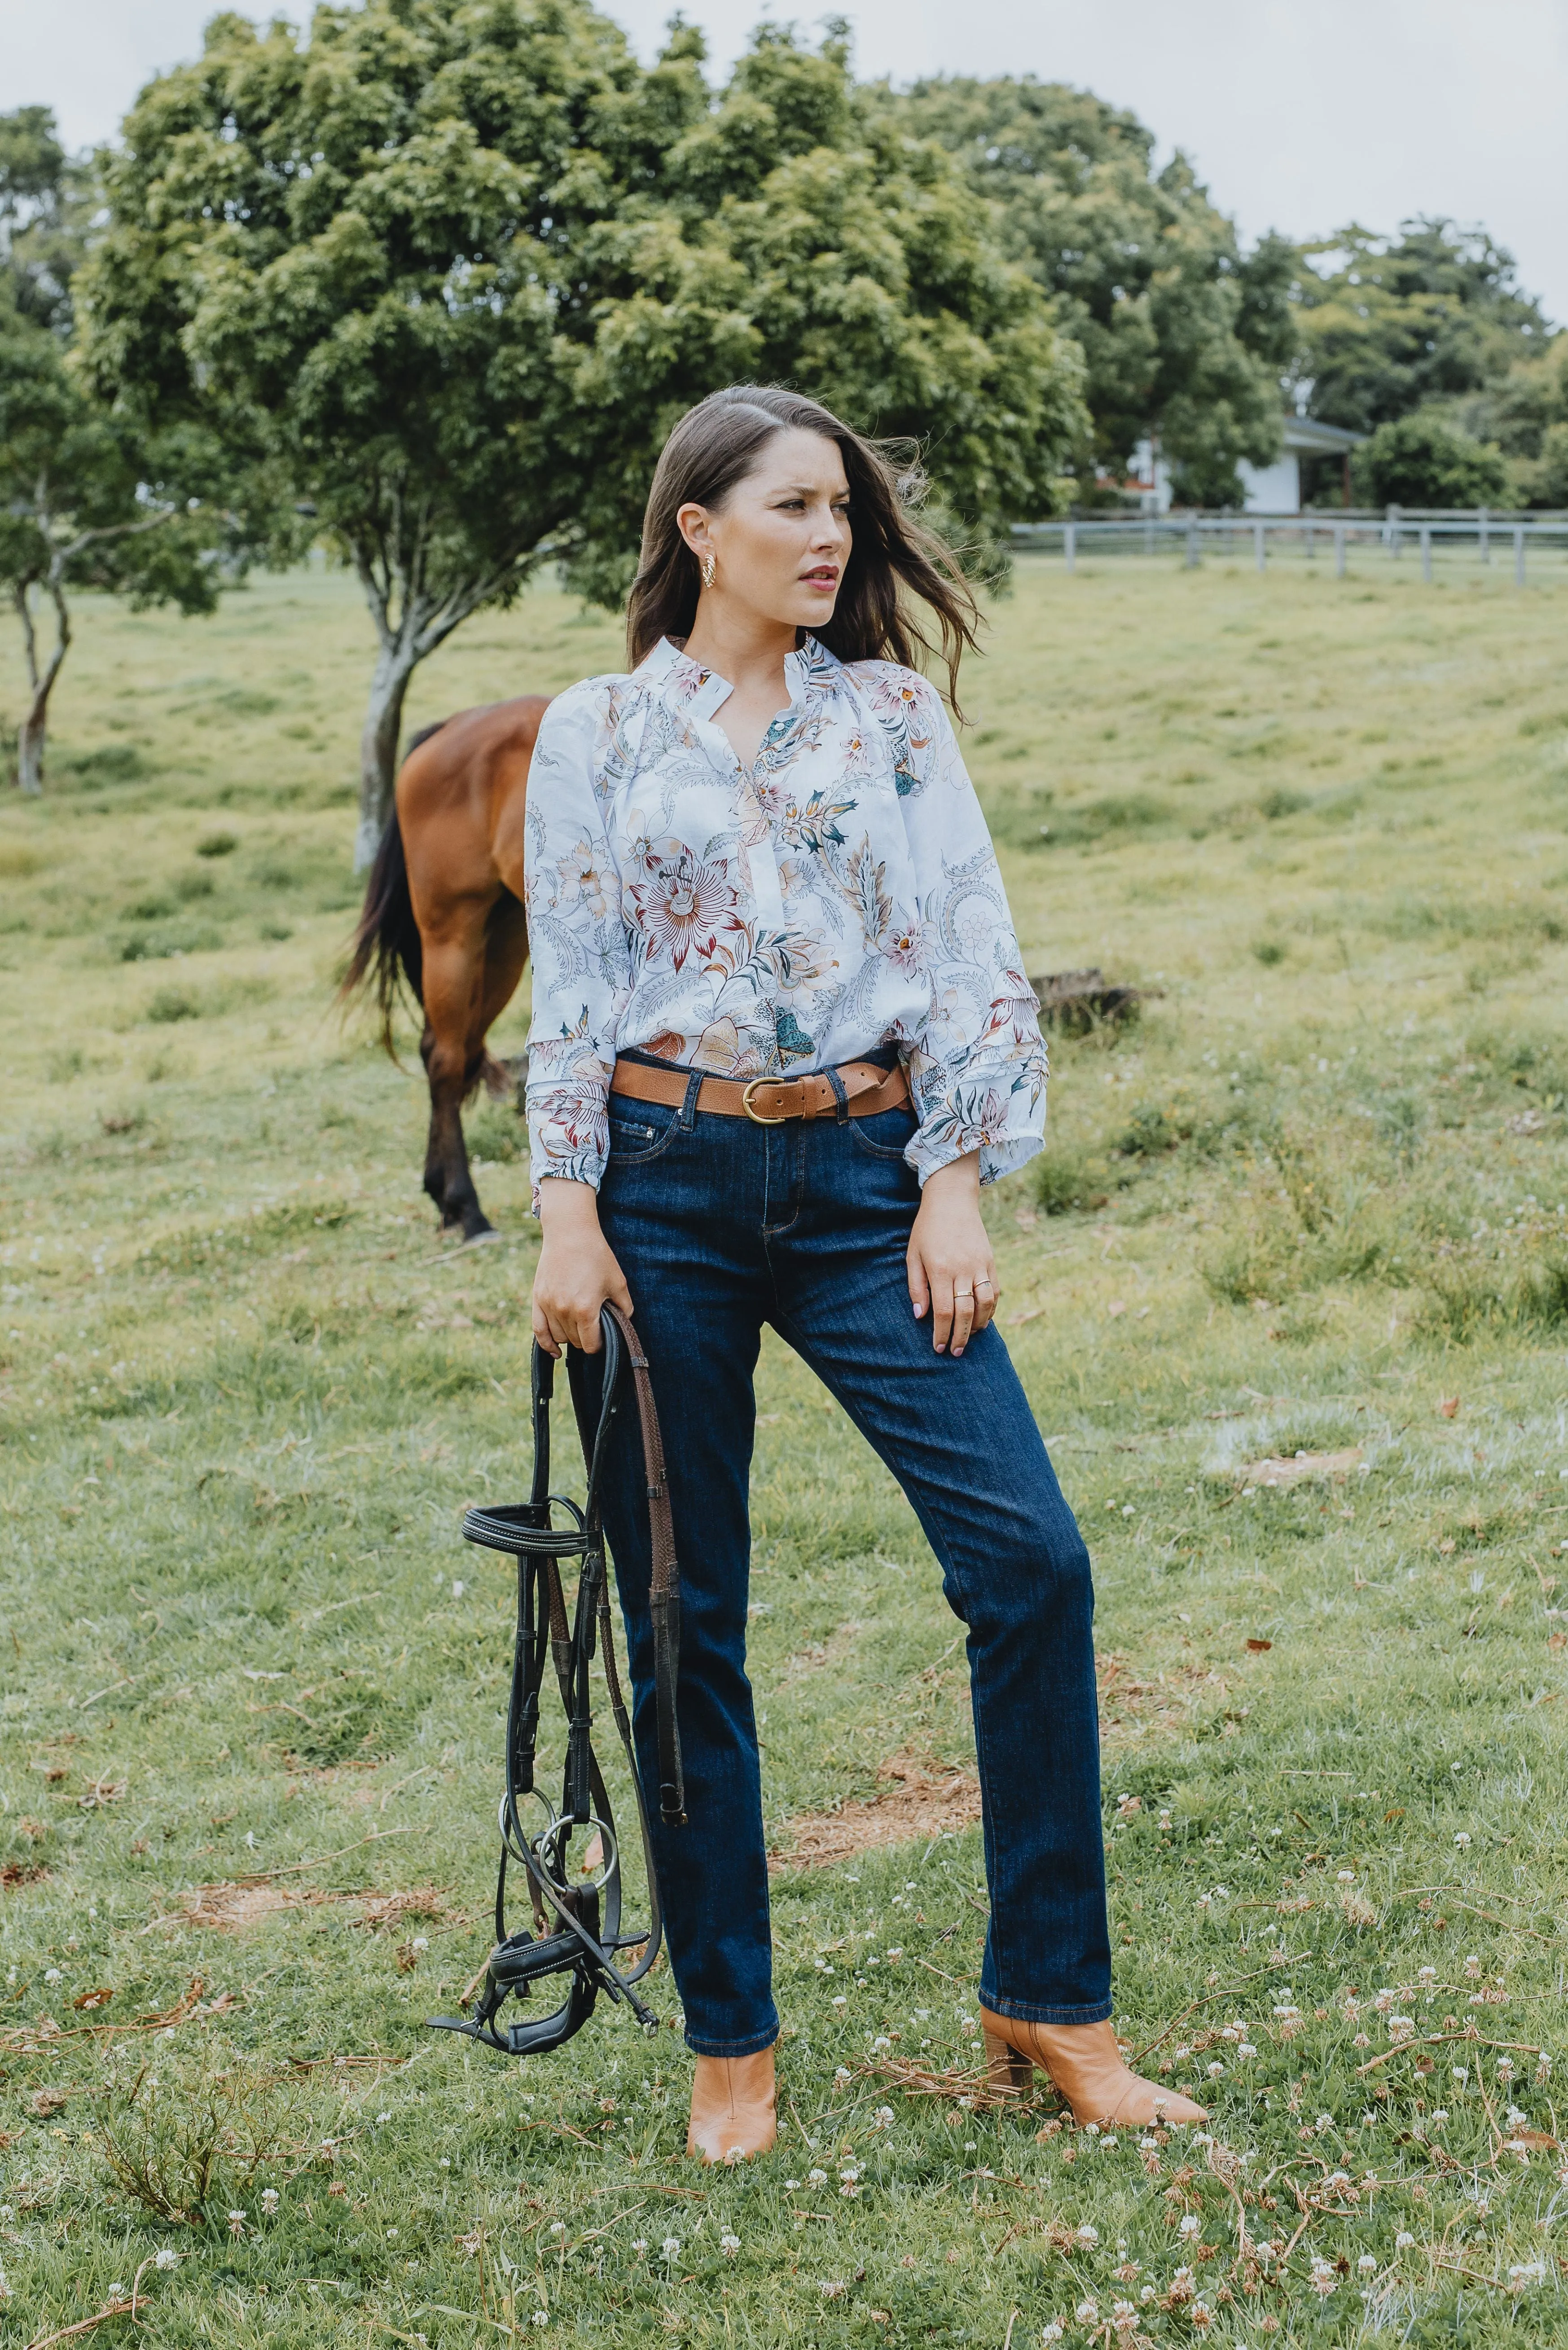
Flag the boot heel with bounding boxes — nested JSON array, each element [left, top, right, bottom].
[[982, 2027, 1032, 2094]]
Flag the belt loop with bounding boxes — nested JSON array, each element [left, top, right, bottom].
[[678, 1066, 703, 1129], [824, 1065, 850, 1125]]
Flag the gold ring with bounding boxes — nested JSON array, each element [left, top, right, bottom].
[[741, 1079, 789, 1125]]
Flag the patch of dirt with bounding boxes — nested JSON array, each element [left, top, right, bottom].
[[2, 1862, 50, 1890], [178, 1882, 340, 1932], [777, 1621, 865, 1681], [1237, 1447, 1362, 1489], [176, 1880, 460, 1935], [769, 1747, 980, 1872], [351, 1886, 457, 1932]]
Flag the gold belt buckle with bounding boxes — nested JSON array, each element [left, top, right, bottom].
[[741, 1078, 790, 1125]]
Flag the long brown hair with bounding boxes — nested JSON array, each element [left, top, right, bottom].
[[625, 385, 981, 708]]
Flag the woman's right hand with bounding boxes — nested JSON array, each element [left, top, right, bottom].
[[532, 1177, 633, 1357]]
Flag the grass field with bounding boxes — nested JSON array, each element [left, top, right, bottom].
[[2, 549, 1567, 2349]]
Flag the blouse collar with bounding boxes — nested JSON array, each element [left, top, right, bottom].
[[639, 633, 840, 720]]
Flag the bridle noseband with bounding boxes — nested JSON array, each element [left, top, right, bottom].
[[429, 1303, 684, 2059]]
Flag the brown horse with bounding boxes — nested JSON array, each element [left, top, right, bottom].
[[341, 697, 548, 1241]]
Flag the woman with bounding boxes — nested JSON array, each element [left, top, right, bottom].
[[523, 384, 1205, 2160]]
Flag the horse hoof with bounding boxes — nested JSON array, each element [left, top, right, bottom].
[[463, 1226, 503, 1247]]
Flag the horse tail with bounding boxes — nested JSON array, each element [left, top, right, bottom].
[[341, 724, 448, 1053]]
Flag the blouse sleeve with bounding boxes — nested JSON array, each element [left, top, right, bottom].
[[522, 682, 632, 1207], [896, 676, 1048, 1187]]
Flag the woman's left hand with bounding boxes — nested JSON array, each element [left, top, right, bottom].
[[907, 1151, 998, 1357]]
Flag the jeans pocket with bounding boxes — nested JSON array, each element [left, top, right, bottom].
[[848, 1103, 919, 1163], [606, 1096, 683, 1165]]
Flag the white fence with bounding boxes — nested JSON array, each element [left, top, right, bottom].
[[1011, 511, 1568, 582]]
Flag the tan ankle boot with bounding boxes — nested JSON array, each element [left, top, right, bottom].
[[685, 2046, 777, 2162], [978, 2009, 1208, 2128]]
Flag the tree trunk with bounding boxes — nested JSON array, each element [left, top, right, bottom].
[[354, 637, 418, 872], [12, 579, 69, 797]]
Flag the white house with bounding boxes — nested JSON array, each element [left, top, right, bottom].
[[1129, 415, 1366, 513]]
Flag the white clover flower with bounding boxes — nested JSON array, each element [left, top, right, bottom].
[[1337, 1869, 1355, 1882], [1042, 2326, 1064, 2346], [1207, 2062, 1225, 2078], [1076, 2223, 1099, 2246], [808, 2168, 827, 2186], [835, 2065, 852, 2083], [831, 1995, 847, 2008], [1454, 1832, 1470, 1847], [549, 2221, 565, 2236], [661, 2237, 681, 2261], [411, 1936, 428, 1954], [377, 2111, 391, 2124], [1179, 2215, 1201, 2237], [1075, 2301, 1098, 2325], [720, 2232, 740, 2255], [1395, 2231, 1415, 2250], [1238, 2042, 1258, 2059], [874, 2106, 894, 2128], [260, 2187, 280, 2214], [44, 1968, 62, 1985], [228, 2210, 246, 2236], [872, 2034, 891, 2050], [1430, 2108, 1448, 2125], [631, 2239, 647, 2253], [1358, 2254, 1377, 2272], [154, 2249, 179, 2272], [1139, 2133, 1159, 2150], [1452, 2066, 1469, 2084], [531, 2312, 549, 2328]]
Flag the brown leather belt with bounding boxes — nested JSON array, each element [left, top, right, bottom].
[[611, 1055, 910, 1125]]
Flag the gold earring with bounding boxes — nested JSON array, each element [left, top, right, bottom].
[[700, 551, 716, 590]]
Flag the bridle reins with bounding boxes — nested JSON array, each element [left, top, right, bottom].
[[429, 1303, 684, 2058]]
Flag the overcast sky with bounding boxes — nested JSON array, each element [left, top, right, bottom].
[[9, 0, 1568, 322]]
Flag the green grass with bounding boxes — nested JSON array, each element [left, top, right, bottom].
[[2, 554, 1567, 2347]]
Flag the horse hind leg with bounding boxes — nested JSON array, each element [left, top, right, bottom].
[[419, 932, 495, 1243]]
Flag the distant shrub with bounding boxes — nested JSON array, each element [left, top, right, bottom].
[[67, 744, 150, 786], [1252, 938, 1287, 965], [466, 1099, 526, 1163], [1351, 412, 1509, 508], [146, 986, 200, 1023], [1258, 786, 1310, 819], [196, 831, 239, 857]]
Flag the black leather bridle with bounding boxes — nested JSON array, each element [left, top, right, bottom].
[[429, 1304, 683, 2058]]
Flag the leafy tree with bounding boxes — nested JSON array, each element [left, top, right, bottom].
[[79, 3, 1085, 868], [1451, 334, 1568, 507], [877, 75, 1294, 504], [1350, 412, 1508, 509], [1, 111, 254, 794], [1297, 219, 1551, 435], [0, 105, 90, 334], [0, 298, 241, 792]]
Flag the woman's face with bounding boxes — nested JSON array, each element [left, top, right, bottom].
[[677, 427, 852, 633]]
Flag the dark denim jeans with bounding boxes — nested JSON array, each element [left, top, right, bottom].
[[568, 1057, 1111, 2056]]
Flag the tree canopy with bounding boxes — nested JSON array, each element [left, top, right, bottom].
[[1296, 219, 1552, 436], [80, 0, 1086, 864], [1350, 412, 1509, 509], [1, 110, 250, 793], [878, 75, 1295, 505]]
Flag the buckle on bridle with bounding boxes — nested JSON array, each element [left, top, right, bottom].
[[742, 1078, 790, 1124]]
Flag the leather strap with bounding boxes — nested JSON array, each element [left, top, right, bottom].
[[600, 1301, 685, 1825], [611, 1055, 910, 1123]]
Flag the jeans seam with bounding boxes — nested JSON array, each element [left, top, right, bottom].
[[683, 2017, 780, 2059]]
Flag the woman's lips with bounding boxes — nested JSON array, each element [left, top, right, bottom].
[[801, 569, 839, 588]]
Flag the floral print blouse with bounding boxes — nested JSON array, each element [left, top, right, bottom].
[[522, 634, 1048, 1199]]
